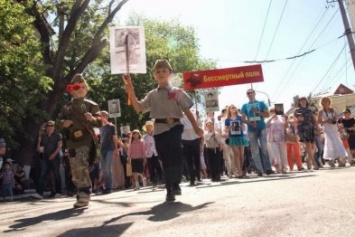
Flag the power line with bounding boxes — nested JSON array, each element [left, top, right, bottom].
[[254, 0, 273, 61], [283, 10, 341, 93], [273, 7, 338, 100], [319, 55, 351, 91], [219, 35, 341, 64], [311, 42, 347, 93], [317, 38, 351, 91], [264, 0, 289, 60]]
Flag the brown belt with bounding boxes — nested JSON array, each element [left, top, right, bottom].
[[155, 118, 180, 124]]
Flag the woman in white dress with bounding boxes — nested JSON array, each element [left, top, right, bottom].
[[317, 97, 347, 167]]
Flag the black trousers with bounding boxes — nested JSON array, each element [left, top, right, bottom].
[[206, 148, 222, 181], [147, 155, 163, 184], [154, 124, 184, 193], [182, 138, 201, 183]]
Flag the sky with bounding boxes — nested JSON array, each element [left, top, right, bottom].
[[116, 0, 355, 112]]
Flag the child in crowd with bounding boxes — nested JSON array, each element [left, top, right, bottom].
[[56, 74, 103, 208], [119, 136, 132, 189], [14, 163, 29, 194], [128, 130, 146, 190], [225, 105, 249, 178], [0, 162, 15, 201], [199, 139, 208, 180], [204, 120, 223, 181], [124, 59, 203, 201]]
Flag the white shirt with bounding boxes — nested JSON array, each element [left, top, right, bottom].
[[181, 114, 200, 140], [143, 133, 158, 157]]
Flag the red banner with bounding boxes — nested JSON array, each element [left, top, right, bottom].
[[183, 64, 263, 91]]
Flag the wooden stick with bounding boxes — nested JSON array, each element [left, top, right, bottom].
[[125, 33, 131, 105]]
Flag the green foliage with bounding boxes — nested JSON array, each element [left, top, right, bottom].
[[0, 0, 50, 147], [0, 0, 216, 161], [86, 14, 217, 131]]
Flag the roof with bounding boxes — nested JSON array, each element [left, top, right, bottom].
[[313, 83, 353, 98]]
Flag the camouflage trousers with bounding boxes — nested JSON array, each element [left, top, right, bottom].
[[69, 146, 92, 193]]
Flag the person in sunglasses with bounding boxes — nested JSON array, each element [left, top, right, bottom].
[[32, 121, 63, 200], [241, 89, 275, 176], [56, 74, 103, 208]]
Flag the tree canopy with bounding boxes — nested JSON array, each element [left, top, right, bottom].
[[0, 1, 215, 163]]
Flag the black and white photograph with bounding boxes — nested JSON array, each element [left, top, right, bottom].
[[120, 125, 131, 139], [204, 91, 219, 112], [230, 120, 241, 135], [109, 26, 146, 74], [108, 99, 121, 117]]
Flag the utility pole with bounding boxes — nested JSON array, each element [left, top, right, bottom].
[[327, 0, 355, 71], [255, 90, 271, 106]]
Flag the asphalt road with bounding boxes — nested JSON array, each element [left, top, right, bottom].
[[1, 166, 355, 237]]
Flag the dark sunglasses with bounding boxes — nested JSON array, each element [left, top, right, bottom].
[[46, 125, 54, 127], [66, 84, 86, 93]]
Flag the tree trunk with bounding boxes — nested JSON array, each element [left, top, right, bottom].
[[12, 0, 130, 164]]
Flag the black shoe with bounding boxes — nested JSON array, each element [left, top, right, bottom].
[[102, 189, 112, 194], [257, 172, 263, 177], [265, 170, 275, 175], [171, 184, 181, 196], [166, 193, 176, 202]]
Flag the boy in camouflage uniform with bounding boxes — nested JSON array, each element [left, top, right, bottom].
[[56, 74, 103, 208]]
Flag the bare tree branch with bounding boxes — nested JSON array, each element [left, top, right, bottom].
[[73, 40, 108, 76], [21, 0, 54, 65], [71, 0, 129, 80], [52, 0, 91, 81], [92, 0, 129, 46]]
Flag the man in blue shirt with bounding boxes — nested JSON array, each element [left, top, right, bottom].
[[241, 89, 275, 176]]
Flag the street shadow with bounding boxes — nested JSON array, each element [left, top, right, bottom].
[[91, 199, 134, 207], [4, 208, 86, 233], [135, 188, 165, 194], [196, 174, 316, 189], [57, 222, 133, 237], [321, 166, 352, 172], [102, 201, 214, 225]]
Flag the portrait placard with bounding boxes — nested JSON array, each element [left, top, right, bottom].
[[274, 103, 284, 115], [230, 120, 241, 135], [108, 99, 121, 118], [109, 26, 146, 74], [204, 91, 219, 112]]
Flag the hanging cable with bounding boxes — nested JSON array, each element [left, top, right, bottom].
[[332, 58, 352, 84], [254, 0, 273, 61], [319, 55, 351, 91], [311, 43, 347, 94], [273, 7, 338, 100], [264, 0, 289, 60]]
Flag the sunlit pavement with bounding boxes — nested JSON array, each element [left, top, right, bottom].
[[1, 166, 355, 237]]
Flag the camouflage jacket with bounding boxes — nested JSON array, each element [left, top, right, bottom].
[[56, 98, 102, 149]]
